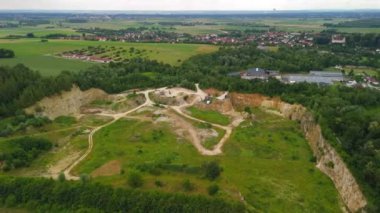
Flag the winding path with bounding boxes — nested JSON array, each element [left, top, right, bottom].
[[62, 85, 242, 180], [62, 90, 154, 180]]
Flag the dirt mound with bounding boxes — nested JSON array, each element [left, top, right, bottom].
[[204, 88, 222, 96], [229, 93, 269, 109], [25, 85, 108, 119], [91, 160, 121, 177], [150, 92, 181, 106]]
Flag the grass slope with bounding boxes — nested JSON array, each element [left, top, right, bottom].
[[73, 108, 341, 212], [187, 106, 231, 126]]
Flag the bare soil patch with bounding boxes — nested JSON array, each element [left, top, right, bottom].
[[91, 160, 122, 177], [204, 88, 222, 96]]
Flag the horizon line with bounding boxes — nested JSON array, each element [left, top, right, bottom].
[[1, 9, 380, 12]]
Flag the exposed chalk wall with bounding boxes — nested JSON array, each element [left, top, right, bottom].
[[230, 93, 367, 212]]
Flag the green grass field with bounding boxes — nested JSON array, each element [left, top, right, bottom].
[[0, 26, 79, 38], [0, 39, 217, 76], [71, 107, 341, 212], [187, 106, 231, 126]]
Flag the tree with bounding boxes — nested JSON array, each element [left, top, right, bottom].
[[0, 48, 15, 58], [202, 161, 222, 180], [26, 33, 35, 38]]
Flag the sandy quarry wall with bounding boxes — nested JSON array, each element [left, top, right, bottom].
[[25, 85, 108, 119], [230, 93, 367, 212]]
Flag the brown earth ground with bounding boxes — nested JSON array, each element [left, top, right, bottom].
[[91, 160, 122, 177]]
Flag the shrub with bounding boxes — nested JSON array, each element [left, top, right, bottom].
[[127, 171, 143, 188], [155, 180, 164, 187], [309, 156, 317, 163], [80, 174, 90, 184], [58, 173, 66, 182], [326, 161, 335, 169], [182, 179, 195, 192], [208, 184, 220, 196], [202, 161, 222, 180], [5, 195, 17, 207]]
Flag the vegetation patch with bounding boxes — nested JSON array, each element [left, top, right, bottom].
[[0, 48, 15, 58], [0, 137, 53, 171], [0, 176, 245, 213], [58, 45, 150, 63], [187, 106, 230, 126], [70, 109, 341, 212]]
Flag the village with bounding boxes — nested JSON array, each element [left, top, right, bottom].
[[63, 28, 320, 46], [195, 31, 315, 47]]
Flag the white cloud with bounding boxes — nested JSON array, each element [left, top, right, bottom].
[[0, 0, 379, 10]]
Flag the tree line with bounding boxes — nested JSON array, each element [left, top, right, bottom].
[[0, 64, 74, 117], [0, 137, 53, 171], [0, 176, 245, 213], [0, 48, 15, 58]]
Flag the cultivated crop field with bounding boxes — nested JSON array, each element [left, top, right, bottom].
[[0, 39, 217, 76]]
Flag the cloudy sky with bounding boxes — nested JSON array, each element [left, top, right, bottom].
[[0, 0, 379, 11]]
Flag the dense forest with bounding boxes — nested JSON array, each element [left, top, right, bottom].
[[0, 137, 53, 171], [74, 58, 181, 93], [0, 64, 74, 117], [0, 43, 379, 211], [0, 48, 15, 58], [0, 176, 244, 212]]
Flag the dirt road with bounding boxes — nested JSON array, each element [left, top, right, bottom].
[[61, 86, 242, 180], [62, 89, 154, 180]]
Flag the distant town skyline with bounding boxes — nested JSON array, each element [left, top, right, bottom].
[[0, 0, 379, 11]]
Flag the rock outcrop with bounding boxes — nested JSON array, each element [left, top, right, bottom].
[[230, 93, 367, 212], [25, 85, 108, 119]]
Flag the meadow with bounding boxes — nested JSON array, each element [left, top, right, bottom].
[[0, 39, 217, 76], [0, 118, 88, 177], [70, 107, 341, 212], [186, 106, 231, 126]]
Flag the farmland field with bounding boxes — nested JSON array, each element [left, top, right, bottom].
[[0, 25, 79, 38], [0, 39, 217, 76]]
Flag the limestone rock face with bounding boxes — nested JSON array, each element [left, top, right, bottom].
[[230, 93, 367, 212], [25, 85, 108, 119]]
